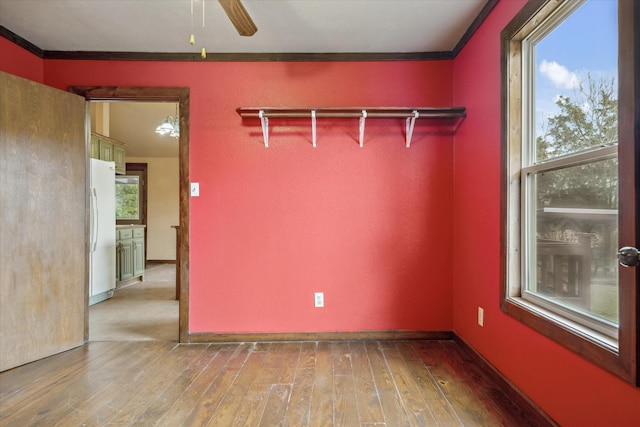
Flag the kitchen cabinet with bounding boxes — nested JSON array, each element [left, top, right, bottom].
[[90, 136, 100, 159], [116, 226, 145, 283], [113, 145, 126, 175], [91, 133, 127, 175], [133, 227, 145, 277], [99, 138, 113, 162]]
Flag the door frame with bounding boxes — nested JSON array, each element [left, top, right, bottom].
[[70, 86, 190, 343]]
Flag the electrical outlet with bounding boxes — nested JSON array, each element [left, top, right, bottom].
[[478, 307, 484, 327], [314, 292, 324, 308]]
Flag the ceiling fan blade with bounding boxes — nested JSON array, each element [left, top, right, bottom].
[[218, 0, 258, 37]]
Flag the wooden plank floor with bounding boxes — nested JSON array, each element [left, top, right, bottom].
[[0, 340, 535, 426]]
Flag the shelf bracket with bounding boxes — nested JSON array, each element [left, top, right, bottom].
[[259, 110, 269, 148], [311, 109, 317, 148], [236, 106, 467, 148], [359, 109, 367, 148], [405, 110, 419, 148]]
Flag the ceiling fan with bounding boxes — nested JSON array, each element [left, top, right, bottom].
[[218, 0, 257, 37]]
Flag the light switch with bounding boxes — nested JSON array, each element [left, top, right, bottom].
[[190, 182, 200, 197]]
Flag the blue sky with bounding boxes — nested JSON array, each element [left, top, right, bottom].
[[534, 0, 617, 136]]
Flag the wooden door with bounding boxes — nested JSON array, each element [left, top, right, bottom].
[[0, 72, 87, 371]]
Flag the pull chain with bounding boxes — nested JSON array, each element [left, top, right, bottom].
[[189, 0, 195, 45]]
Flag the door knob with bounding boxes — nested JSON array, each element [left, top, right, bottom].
[[617, 246, 640, 267]]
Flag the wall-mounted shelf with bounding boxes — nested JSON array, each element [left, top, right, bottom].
[[236, 107, 466, 148]]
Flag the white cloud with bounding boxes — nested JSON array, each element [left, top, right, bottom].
[[539, 60, 581, 89]]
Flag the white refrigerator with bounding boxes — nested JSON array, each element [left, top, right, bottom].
[[89, 158, 117, 305]]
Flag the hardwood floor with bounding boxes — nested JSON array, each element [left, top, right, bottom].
[[0, 339, 538, 426]]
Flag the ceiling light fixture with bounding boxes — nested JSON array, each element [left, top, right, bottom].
[[155, 105, 180, 138]]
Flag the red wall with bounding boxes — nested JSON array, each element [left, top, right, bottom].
[[452, 1, 640, 426], [0, 37, 43, 83], [42, 59, 455, 334], [5, 2, 640, 421]]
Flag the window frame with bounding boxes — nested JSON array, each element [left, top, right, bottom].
[[115, 163, 147, 227], [115, 175, 141, 221], [521, 149, 620, 340], [500, 0, 639, 385]]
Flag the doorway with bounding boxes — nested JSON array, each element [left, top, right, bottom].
[[71, 86, 190, 343], [91, 105, 176, 340]]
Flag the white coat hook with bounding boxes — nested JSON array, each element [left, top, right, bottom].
[[359, 109, 367, 148], [259, 110, 269, 148], [311, 109, 317, 148], [405, 110, 419, 148]]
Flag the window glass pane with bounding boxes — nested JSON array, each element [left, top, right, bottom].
[[529, 158, 618, 324], [524, 0, 619, 331], [534, 0, 618, 162], [115, 176, 140, 220]]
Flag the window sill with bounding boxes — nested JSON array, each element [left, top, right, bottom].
[[500, 296, 633, 382], [504, 296, 618, 352]]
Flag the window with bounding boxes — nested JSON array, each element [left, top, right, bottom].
[[501, 0, 639, 384], [522, 0, 619, 339], [115, 175, 141, 221]]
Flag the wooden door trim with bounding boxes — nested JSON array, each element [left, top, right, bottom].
[[70, 86, 190, 343]]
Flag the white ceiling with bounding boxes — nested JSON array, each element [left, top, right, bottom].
[[0, 0, 489, 54], [3, 0, 490, 159]]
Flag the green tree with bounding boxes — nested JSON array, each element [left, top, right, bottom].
[[537, 74, 617, 160], [536, 75, 618, 210], [116, 182, 139, 219]]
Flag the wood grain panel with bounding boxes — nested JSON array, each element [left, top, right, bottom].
[[0, 71, 86, 372]]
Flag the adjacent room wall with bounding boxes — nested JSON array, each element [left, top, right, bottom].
[[127, 156, 179, 261], [452, 1, 640, 425], [42, 59, 455, 334]]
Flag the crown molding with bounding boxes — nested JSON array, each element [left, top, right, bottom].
[[453, 0, 499, 56], [0, 25, 44, 58], [40, 50, 454, 62]]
